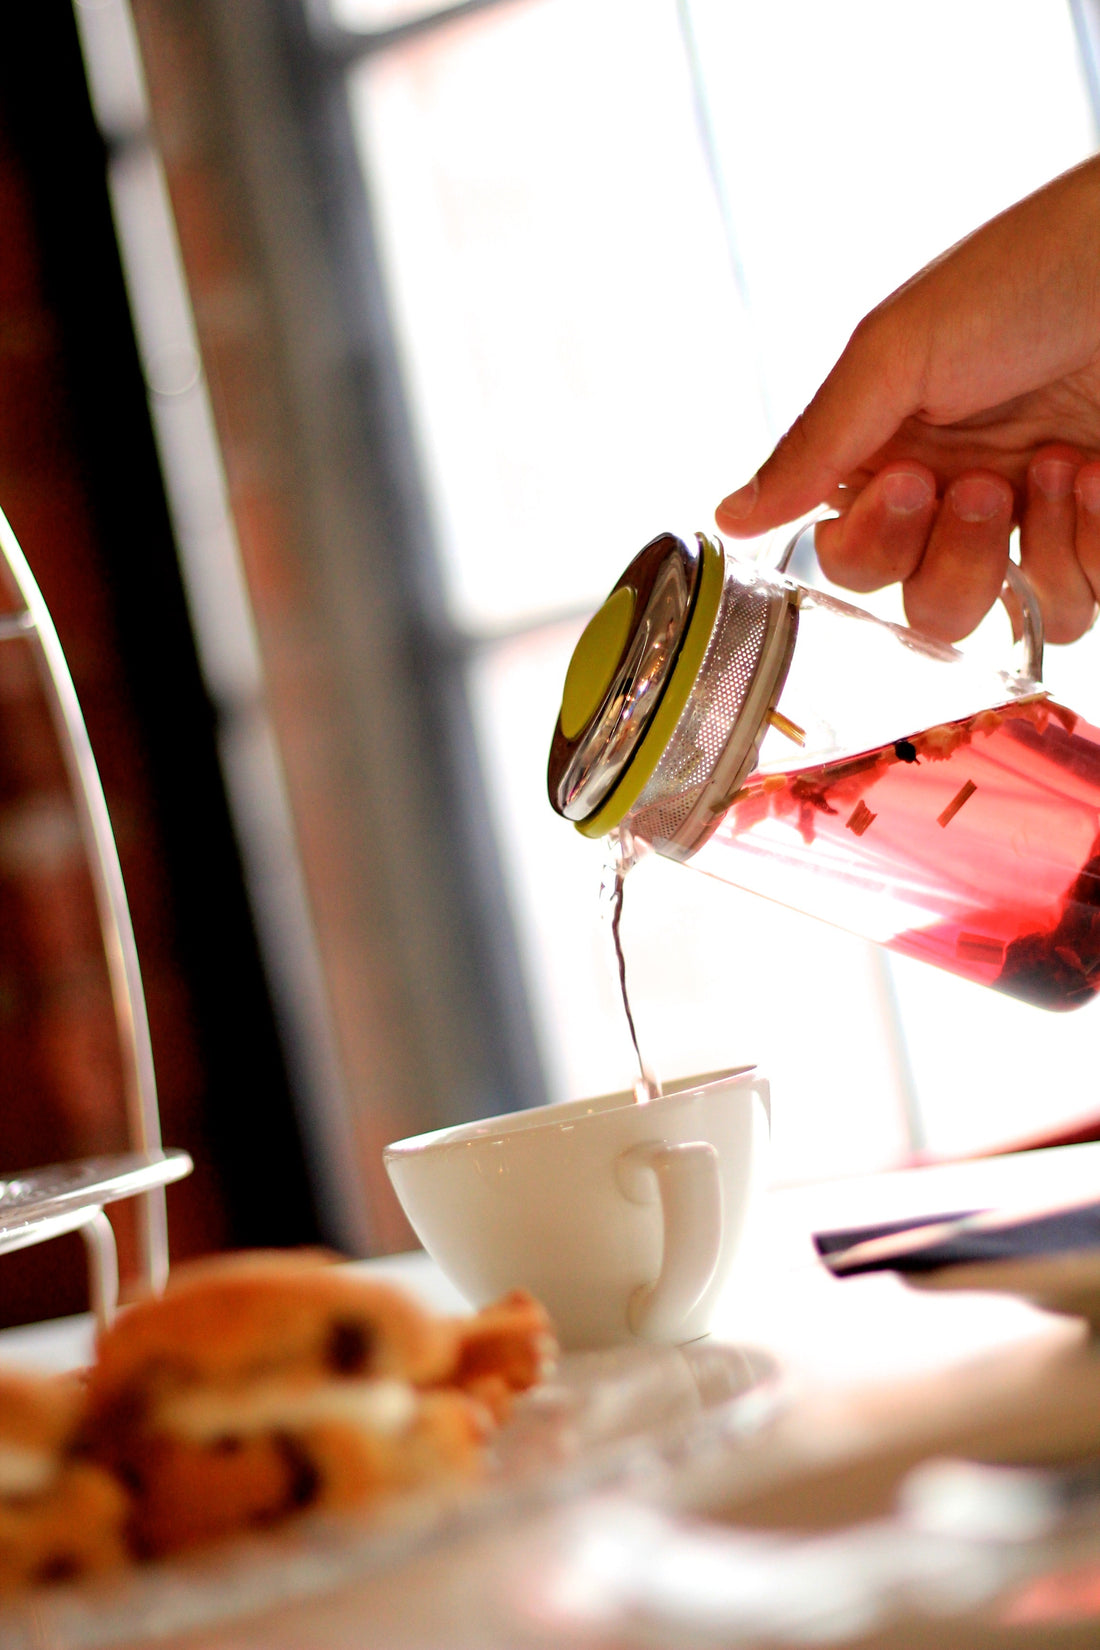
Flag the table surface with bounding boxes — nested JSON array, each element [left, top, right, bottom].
[[3, 1142, 1099, 1649]]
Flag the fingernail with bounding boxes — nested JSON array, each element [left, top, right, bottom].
[[880, 470, 934, 515], [951, 476, 1008, 523], [1032, 458, 1077, 500], [1077, 473, 1100, 513], [718, 475, 759, 521]]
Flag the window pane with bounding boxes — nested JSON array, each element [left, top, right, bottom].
[[350, 0, 767, 632], [684, 0, 1095, 431], [680, 0, 1098, 1158], [352, 0, 1100, 1170], [887, 953, 1100, 1155], [684, 0, 1098, 1157]]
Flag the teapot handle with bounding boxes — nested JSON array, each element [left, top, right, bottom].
[[768, 506, 833, 575], [1000, 560, 1044, 682], [768, 513, 1045, 683]]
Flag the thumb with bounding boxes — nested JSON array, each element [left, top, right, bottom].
[[716, 323, 921, 536]]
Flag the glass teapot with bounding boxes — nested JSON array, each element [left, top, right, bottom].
[[547, 526, 1100, 1012]]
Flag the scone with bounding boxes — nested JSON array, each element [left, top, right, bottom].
[[443, 1290, 558, 1424], [84, 1252, 486, 1556], [0, 1371, 128, 1593]]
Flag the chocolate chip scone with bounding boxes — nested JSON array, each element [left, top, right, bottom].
[[83, 1252, 487, 1556], [443, 1290, 558, 1424], [0, 1371, 129, 1593]]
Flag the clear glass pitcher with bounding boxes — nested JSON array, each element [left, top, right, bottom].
[[548, 526, 1100, 1012]]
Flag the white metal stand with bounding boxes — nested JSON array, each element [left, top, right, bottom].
[[0, 506, 191, 1325]]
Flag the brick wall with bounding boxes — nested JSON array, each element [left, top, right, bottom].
[[0, 98, 230, 1323]]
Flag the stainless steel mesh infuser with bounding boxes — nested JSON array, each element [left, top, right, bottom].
[[548, 531, 800, 858]]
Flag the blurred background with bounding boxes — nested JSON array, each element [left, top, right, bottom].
[[1, 0, 1100, 1322]]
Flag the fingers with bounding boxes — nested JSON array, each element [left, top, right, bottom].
[[901, 473, 1014, 642], [814, 465, 936, 592], [727, 419, 1100, 642], [810, 448, 1100, 646], [815, 462, 1013, 642], [716, 311, 923, 535], [1075, 462, 1100, 609], [1020, 446, 1097, 644]]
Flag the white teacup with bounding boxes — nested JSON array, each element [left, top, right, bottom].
[[383, 1067, 769, 1349]]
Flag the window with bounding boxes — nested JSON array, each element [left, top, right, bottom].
[[315, 0, 1100, 1178]]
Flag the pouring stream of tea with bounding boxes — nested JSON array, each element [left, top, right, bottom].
[[603, 828, 661, 1102]]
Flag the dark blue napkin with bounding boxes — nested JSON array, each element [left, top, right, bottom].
[[814, 1200, 1100, 1277]]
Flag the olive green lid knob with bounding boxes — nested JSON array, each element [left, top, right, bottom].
[[548, 532, 720, 830], [560, 586, 636, 740]]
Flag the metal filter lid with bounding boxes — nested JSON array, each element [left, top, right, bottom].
[[548, 531, 801, 856]]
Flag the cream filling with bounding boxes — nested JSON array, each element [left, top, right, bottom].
[[0, 1444, 58, 1497], [157, 1378, 421, 1444]]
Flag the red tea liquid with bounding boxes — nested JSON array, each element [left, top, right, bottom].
[[686, 698, 1100, 1011], [602, 830, 661, 1100]]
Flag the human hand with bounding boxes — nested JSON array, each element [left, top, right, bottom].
[[716, 157, 1100, 644]]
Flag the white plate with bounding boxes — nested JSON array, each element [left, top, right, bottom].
[[0, 1340, 779, 1650]]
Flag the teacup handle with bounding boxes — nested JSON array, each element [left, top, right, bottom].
[[616, 1140, 723, 1342]]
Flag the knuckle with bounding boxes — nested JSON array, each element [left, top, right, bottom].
[[1032, 441, 1084, 468], [815, 515, 884, 593], [1042, 600, 1093, 646]]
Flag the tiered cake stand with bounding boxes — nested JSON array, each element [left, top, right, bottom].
[[0, 507, 190, 1326]]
